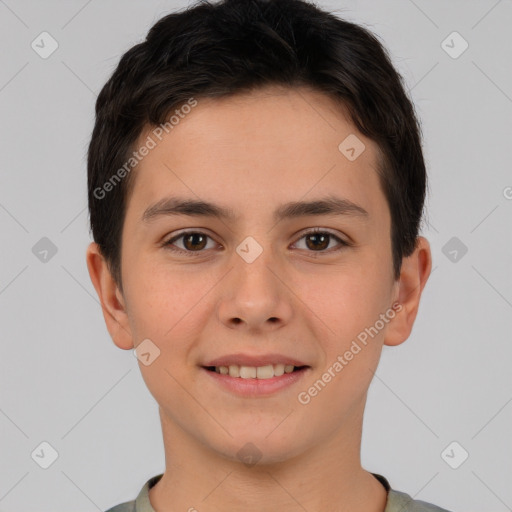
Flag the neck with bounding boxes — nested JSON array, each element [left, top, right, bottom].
[[149, 404, 387, 512]]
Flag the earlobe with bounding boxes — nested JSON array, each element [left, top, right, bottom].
[[85, 242, 134, 350], [383, 236, 432, 347]]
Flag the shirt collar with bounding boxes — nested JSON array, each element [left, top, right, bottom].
[[134, 472, 391, 511]]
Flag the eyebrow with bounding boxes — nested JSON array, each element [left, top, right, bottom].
[[141, 195, 369, 223]]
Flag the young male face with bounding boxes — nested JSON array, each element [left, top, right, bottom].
[[87, 85, 431, 468]]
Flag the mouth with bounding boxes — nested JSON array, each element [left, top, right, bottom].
[[200, 363, 311, 396], [202, 364, 310, 379]]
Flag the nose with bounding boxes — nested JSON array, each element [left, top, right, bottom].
[[216, 244, 294, 332]]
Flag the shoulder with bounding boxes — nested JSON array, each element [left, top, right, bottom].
[[386, 489, 453, 512], [104, 500, 136, 512], [372, 473, 452, 512], [103, 473, 163, 512]]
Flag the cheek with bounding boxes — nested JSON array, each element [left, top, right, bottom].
[[126, 266, 204, 403], [301, 262, 391, 338], [299, 273, 389, 413], [123, 258, 204, 343]]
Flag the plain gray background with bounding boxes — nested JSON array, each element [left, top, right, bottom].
[[0, 0, 511, 510]]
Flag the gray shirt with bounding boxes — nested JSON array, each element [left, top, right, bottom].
[[104, 473, 452, 512]]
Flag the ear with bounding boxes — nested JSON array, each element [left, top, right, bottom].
[[85, 241, 134, 350], [384, 236, 432, 347]]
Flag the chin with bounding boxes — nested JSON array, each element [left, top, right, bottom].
[[212, 431, 309, 468]]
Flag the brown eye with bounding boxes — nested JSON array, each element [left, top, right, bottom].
[[182, 233, 208, 251], [304, 232, 330, 251], [293, 229, 348, 253], [164, 231, 216, 255]]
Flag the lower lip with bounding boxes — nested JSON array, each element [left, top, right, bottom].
[[201, 367, 310, 396]]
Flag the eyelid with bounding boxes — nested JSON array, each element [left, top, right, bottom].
[[162, 229, 221, 256], [292, 227, 351, 250], [295, 226, 346, 240]]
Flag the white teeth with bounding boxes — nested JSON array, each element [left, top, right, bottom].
[[213, 363, 300, 379], [228, 365, 240, 378], [240, 366, 257, 378], [256, 365, 274, 379], [273, 364, 285, 376]]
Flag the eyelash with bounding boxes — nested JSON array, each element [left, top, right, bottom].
[[162, 228, 350, 257]]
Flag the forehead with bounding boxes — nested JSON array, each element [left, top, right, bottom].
[[126, 85, 388, 226]]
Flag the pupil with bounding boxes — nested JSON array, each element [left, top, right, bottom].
[[307, 233, 328, 251], [185, 233, 206, 250]]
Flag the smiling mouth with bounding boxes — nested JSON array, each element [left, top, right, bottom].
[[203, 364, 309, 379]]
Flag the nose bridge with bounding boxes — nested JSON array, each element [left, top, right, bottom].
[[233, 235, 279, 302], [218, 234, 292, 330]]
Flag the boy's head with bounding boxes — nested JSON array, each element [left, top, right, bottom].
[[87, 0, 428, 294], [86, 0, 431, 466]]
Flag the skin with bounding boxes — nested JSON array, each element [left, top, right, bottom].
[[86, 85, 431, 512]]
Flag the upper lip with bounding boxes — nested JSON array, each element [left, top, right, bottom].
[[203, 353, 309, 368]]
